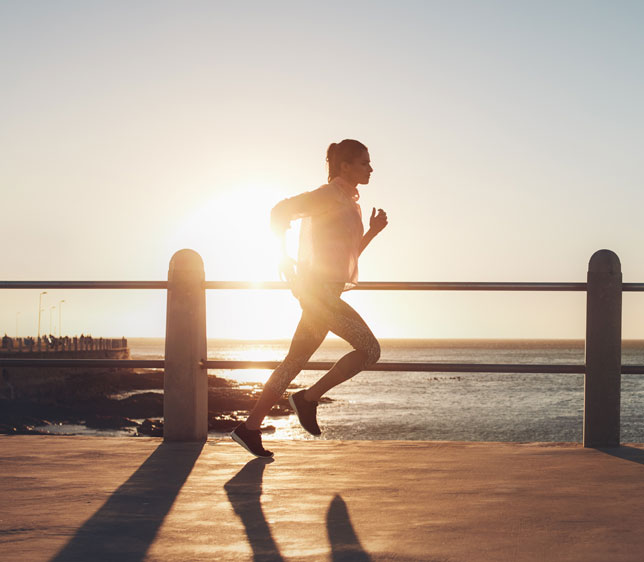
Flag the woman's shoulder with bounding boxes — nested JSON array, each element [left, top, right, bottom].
[[286, 179, 346, 201], [270, 182, 339, 221], [295, 182, 340, 206]]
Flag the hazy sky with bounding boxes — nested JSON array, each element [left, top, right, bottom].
[[2, 1, 644, 339]]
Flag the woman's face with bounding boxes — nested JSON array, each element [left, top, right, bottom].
[[341, 150, 373, 185]]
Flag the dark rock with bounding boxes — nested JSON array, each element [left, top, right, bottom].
[[207, 386, 292, 415], [1, 424, 50, 435], [208, 375, 237, 388], [137, 418, 163, 437], [268, 404, 290, 417], [0, 370, 312, 436], [84, 414, 139, 429], [0, 399, 83, 429], [208, 417, 239, 432], [112, 392, 163, 418]]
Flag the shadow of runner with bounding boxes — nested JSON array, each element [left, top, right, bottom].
[[327, 494, 372, 562], [597, 445, 644, 465], [50, 441, 203, 562], [224, 457, 284, 562]]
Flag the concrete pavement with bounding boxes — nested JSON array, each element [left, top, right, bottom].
[[1, 436, 644, 561]]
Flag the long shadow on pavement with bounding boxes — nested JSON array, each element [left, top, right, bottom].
[[225, 460, 372, 561], [327, 494, 372, 562], [597, 445, 644, 465], [50, 441, 203, 562], [224, 457, 284, 562]]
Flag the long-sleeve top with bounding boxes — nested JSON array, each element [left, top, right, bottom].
[[271, 176, 364, 290]]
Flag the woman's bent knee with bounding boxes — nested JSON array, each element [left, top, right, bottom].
[[364, 338, 380, 367]]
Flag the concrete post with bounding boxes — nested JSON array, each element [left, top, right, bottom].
[[584, 249, 622, 448], [164, 249, 208, 442]]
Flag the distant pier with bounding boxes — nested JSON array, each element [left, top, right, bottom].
[[1, 335, 128, 355]]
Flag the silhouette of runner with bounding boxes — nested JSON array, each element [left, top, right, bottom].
[[232, 139, 388, 457]]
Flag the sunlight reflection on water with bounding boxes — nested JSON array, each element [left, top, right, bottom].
[[210, 368, 272, 385]]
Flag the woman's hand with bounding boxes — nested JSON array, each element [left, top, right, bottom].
[[369, 207, 388, 235], [278, 255, 303, 299], [278, 255, 297, 283], [359, 207, 389, 256]]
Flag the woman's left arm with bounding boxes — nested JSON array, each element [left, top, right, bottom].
[[359, 207, 388, 255]]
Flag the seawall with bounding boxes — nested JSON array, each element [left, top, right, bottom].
[[0, 347, 131, 401]]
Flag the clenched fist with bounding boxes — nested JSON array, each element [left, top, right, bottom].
[[369, 207, 388, 234]]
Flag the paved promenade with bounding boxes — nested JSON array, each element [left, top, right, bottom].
[[1, 436, 643, 561]]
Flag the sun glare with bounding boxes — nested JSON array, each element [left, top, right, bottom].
[[169, 181, 306, 339], [172, 182, 287, 281]]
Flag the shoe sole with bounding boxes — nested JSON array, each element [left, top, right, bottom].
[[289, 394, 321, 436], [230, 431, 273, 458]]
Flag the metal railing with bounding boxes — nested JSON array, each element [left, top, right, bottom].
[[0, 248, 639, 446]]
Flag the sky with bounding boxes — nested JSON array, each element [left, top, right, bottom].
[[1, 0, 644, 340]]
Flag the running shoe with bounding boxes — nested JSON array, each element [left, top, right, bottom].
[[231, 423, 274, 458], [289, 390, 322, 435]]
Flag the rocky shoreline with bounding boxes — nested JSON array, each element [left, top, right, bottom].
[[0, 369, 306, 437]]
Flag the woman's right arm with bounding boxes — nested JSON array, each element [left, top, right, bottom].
[[270, 186, 334, 234], [271, 187, 333, 289]]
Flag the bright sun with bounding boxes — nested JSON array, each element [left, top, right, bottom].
[[169, 181, 304, 339], [173, 182, 289, 281]]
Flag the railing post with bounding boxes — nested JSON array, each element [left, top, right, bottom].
[[584, 249, 622, 448], [164, 249, 208, 442]]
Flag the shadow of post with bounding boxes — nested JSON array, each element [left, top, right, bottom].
[[224, 457, 284, 562], [327, 494, 372, 562], [50, 441, 203, 562], [596, 445, 644, 465]]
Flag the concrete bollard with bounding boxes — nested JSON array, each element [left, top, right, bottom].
[[164, 249, 208, 442], [584, 249, 622, 448]]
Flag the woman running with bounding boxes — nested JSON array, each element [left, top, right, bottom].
[[232, 139, 388, 457]]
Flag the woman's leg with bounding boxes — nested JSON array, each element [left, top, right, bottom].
[[304, 295, 380, 402], [245, 313, 327, 430]]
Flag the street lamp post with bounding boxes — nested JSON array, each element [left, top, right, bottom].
[[37, 291, 47, 339], [58, 300, 65, 337], [49, 306, 55, 336]]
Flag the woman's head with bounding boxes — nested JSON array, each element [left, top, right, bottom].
[[326, 139, 372, 185]]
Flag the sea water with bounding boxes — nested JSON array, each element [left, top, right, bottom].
[[129, 338, 644, 443]]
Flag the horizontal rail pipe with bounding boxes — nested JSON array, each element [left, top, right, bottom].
[[207, 281, 593, 291], [0, 358, 165, 368], [0, 281, 168, 289], [3, 280, 644, 292], [203, 360, 588, 373], [4, 357, 644, 375]]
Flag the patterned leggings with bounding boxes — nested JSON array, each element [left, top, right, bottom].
[[263, 283, 381, 397]]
